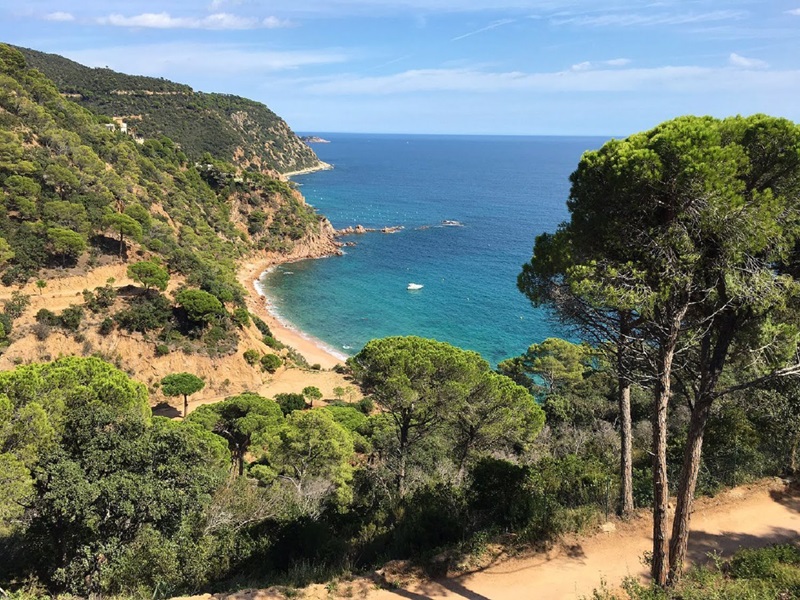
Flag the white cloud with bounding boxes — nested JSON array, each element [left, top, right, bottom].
[[299, 64, 799, 96], [97, 12, 264, 30], [553, 10, 747, 28], [44, 11, 75, 22], [263, 16, 294, 28], [570, 58, 631, 71], [786, 9, 800, 16], [63, 43, 348, 76], [729, 53, 768, 69]]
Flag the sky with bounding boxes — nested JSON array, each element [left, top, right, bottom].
[[2, 1, 800, 136]]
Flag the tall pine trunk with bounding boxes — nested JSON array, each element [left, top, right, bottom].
[[668, 315, 736, 583], [652, 303, 687, 586], [619, 378, 634, 515], [618, 314, 634, 516], [651, 347, 673, 586], [667, 399, 711, 580]]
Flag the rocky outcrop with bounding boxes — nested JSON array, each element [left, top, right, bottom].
[[336, 224, 404, 236], [264, 217, 342, 265]]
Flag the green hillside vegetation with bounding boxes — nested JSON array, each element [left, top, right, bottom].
[[0, 44, 322, 289], [14, 46, 322, 175], [1, 331, 797, 598], [0, 43, 327, 357], [0, 342, 550, 597]]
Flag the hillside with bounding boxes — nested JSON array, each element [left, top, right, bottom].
[[14, 45, 325, 175], [0, 43, 340, 370]]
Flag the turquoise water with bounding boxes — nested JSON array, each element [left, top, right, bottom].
[[260, 134, 606, 365]]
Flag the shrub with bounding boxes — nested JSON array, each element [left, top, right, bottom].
[[243, 349, 260, 365], [286, 347, 309, 369], [114, 293, 172, 333], [155, 344, 170, 356], [262, 335, 284, 350], [84, 284, 118, 312], [59, 306, 84, 331], [468, 457, 536, 531], [356, 397, 374, 415], [35, 308, 58, 325], [0, 312, 11, 337], [231, 307, 250, 328], [251, 313, 272, 336], [32, 322, 51, 341], [98, 317, 114, 336], [4, 291, 30, 319], [260, 353, 282, 373], [729, 544, 800, 580], [275, 392, 306, 415]]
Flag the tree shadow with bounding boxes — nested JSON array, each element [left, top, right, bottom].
[[152, 401, 180, 418], [424, 579, 492, 600], [377, 541, 585, 600], [685, 526, 800, 565], [769, 484, 800, 514], [91, 234, 128, 259]]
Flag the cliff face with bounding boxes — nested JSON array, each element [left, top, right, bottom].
[[15, 46, 323, 175]]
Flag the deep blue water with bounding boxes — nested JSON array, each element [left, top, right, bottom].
[[260, 134, 606, 365]]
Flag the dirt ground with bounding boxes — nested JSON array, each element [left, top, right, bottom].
[[173, 479, 799, 600]]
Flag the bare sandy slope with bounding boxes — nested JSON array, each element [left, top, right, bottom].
[[174, 480, 798, 600], [0, 254, 354, 415]]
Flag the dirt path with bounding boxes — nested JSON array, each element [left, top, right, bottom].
[[172, 481, 798, 600], [368, 482, 799, 600]]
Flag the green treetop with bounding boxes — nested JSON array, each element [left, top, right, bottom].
[[161, 372, 205, 417], [188, 392, 283, 476], [127, 260, 169, 291]]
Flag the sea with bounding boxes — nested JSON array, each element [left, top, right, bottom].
[[259, 134, 608, 366]]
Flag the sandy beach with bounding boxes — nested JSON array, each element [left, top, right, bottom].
[[237, 256, 345, 370]]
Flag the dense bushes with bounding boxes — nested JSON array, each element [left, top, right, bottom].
[[2, 326, 798, 599]]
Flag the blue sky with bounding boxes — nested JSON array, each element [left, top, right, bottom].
[[2, 1, 800, 135]]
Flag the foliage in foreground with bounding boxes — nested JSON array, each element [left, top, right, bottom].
[[590, 543, 800, 599]]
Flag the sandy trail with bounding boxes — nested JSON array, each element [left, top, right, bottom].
[[172, 481, 798, 600], [369, 482, 799, 600]]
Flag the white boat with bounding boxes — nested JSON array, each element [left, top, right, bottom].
[[407, 283, 423, 290]]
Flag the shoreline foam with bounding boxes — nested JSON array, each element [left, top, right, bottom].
[[253, 268, 350, 363], [237, 252, 345, 370], [280, 160, 333, 180]]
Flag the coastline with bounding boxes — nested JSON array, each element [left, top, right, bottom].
[[280, 160, 333, 180], [236, 227, 346, 370]]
